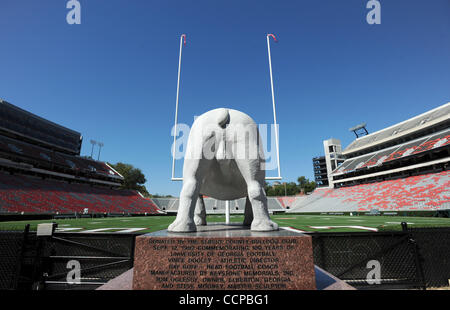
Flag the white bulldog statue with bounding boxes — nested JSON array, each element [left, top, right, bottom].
[[168, 108, 278, 232]]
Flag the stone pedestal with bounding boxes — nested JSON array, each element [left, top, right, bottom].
[[132, 223, 316, 290]]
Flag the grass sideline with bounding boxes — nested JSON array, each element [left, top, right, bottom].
[[0, 214, 450, 233]]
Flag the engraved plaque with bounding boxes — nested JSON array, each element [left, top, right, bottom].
[[133, 225, 316, 290]]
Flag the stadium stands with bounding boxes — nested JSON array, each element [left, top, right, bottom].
[[0, 99, 82, 154], [150, 198, 179, 211], [344, 103, 450, 155], [0, 100, 122, 191], [0, 172, 161, 214], [277, 196, 299, 209], [1, 99, 446, 218], [321, 102, 450, 199], [289, 170, 450, 213], [333, 128, 450, 175], [0, 100, 159, 216], [267, 198, 284, 210], [0, 134, 122, 180], [151, 196, 287, 214]]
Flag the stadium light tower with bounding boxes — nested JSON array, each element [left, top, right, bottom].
[[97, 142, 104, 161], [90, 140, 97, 159], [349, 123, 369, 138]]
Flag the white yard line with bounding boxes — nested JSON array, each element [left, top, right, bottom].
[[309, 225, 378, 232], [117, 228, 148, 233], [55, 228, 83, 232], [80, 227, 148, 233], [281, 226, 307, 233]]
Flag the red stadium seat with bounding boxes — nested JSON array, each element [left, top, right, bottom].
[[299, 171, 449, 211], [0, 172, 160, 214]]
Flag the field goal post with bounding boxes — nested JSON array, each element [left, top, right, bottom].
[[171, 33, 282, 182], [170, 34, 282, 222]]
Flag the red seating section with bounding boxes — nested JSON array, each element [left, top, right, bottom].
[[335, 130, 449, 175], [312, 171, 450, 211], [277, 197, 298, 208], [0, 173, 160, 214]]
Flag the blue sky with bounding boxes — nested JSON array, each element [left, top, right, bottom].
[[0, 0, 449, 196]]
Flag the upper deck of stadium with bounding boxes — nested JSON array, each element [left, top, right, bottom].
[[0, 99, 124, 186], [343, 102, 450, 157], [0, 99, 82, 155], [328, 102, 449, 186]]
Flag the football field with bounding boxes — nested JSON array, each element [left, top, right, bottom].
[[1, 214, 450, 233]]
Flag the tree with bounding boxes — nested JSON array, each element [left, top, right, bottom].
[[264, 176, 317, 196], [110, 162, 150, 197], [297, 176, 317, 194], [265, 181, 299, 196]]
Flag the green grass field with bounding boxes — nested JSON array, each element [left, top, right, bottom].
[[1, 214, 450, 233]]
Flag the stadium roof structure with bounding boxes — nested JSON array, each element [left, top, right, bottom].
[[343, 102, 450, 155], [0, 99, 82, 154], [0, 99, 81, 137]]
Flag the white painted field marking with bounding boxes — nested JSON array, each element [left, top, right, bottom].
[[385, 222, 415, 225], [411, 220, 450, 223], [309, 226, 378, 232], [281, 226, 307, 233], [309, 226, 332, 230], [55, 228, 83, 232], [117, 228, 148, 233], [80, 227, 147, 233], [80, 228, 113, 233]]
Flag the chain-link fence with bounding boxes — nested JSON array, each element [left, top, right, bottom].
[[408, 227, 450, 288], [0, 230, 25, 289], [307, 226, 450, 289], [309, 231, 425, 289]]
